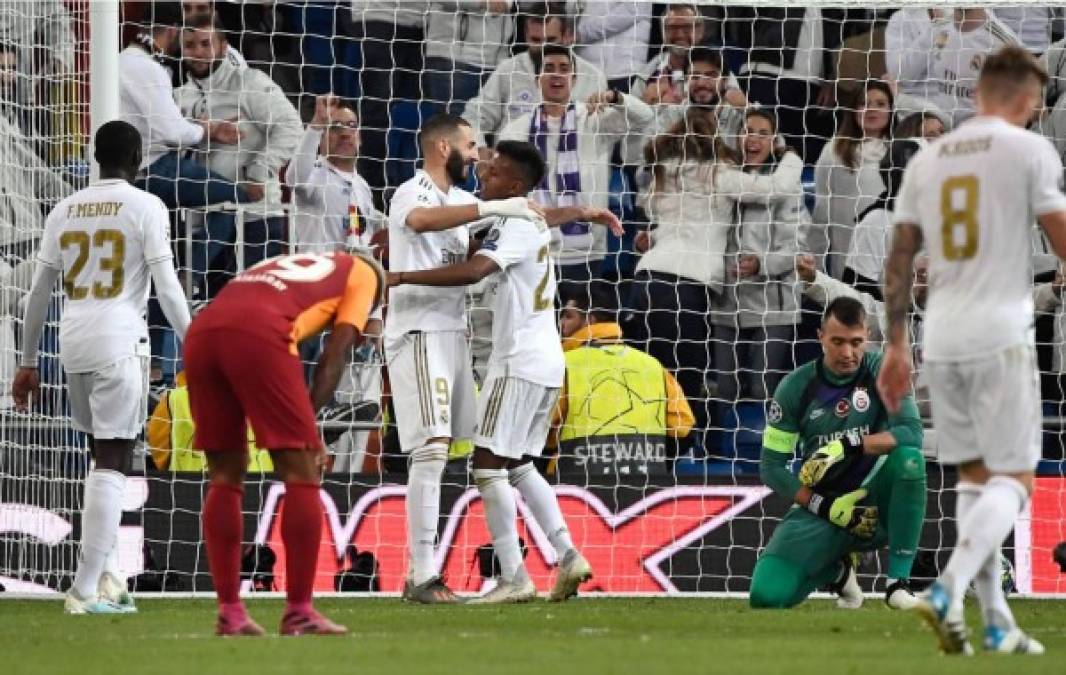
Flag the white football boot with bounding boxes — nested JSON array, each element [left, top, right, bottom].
[[467, 577, 538, 605], [984, 626, 1045, 655], [912, 582, 974, 655], [98, 571, 137, 613], [833, 556, 863, 609], [549, 550, 593, 603], [885, 579, 919, 610], [64, 590, 126, 615]]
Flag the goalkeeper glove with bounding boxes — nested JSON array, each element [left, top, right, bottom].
[[807, 488, 878, 539], [799, 431, 863, 487], [477, 197, 538, 221]]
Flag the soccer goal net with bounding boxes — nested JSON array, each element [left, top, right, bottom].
[[1, 0, 1065, 598]]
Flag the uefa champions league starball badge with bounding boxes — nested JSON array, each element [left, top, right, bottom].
[[767, 400, 782, 424]]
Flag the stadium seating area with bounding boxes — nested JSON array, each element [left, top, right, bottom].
[[3, 1, 1066, 477]]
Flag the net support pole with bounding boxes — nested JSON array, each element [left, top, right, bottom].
[[89, 0, 120, 181]]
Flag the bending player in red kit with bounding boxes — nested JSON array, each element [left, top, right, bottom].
[[184, 251, 383, 636]]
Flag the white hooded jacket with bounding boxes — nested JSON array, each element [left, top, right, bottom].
[[176, 50, 303, 218]]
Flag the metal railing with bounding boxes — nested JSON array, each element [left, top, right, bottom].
[[177, 202, 297, 300]]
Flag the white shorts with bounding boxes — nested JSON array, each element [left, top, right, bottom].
[[385, 331, 476, 452], [926, 344, 1042, 473], [474, 371, 559, 460], [66, 354, 149, 440]]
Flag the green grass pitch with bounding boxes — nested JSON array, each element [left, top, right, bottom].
[[2, 598, 1065, 675]]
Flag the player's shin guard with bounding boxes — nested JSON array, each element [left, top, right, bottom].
[[475, 468, 525, 582], [71, 470, 125, 600], [941, 475, 1027, 602], [203, 483, 244, 607], [406, 443, 448, 585], [886, 446, 926, 581], [509, 462, 574, 562]]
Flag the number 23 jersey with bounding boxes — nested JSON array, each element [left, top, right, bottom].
[[894, 116, 1066, 361], [476, 216, 565, 388], [38, 179, 173, 373]]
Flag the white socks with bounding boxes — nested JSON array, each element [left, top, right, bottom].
[[942, 476, 1027, 607], [474, 468, 525, 583], [406, 443, 448, 586], [973, 551, 1016, 631], [510, 462, 574, 562], [954, 482, 1018, 630], [103, 544, 124, 582], [71, 470, 125, 599]]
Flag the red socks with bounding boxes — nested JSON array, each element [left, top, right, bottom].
[[203, 483, 244, 607], [204, 481, 322, 614], [281, 482, 323, 611]]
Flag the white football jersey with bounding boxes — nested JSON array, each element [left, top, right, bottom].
[[476, 216, 565, 387], [385, 170, 479, 338], [894, 116, 1066, 362], [37, 179, 174, 373], [926, 17, 1021, 126]]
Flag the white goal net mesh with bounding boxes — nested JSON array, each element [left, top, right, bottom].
[[1, 0, 1065, 598]]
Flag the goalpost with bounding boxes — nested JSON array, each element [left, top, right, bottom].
[[1, 0, 1064, 599]]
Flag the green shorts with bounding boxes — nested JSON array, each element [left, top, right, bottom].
[[761, 456, 900, 574], [761, 506, 888, 576]]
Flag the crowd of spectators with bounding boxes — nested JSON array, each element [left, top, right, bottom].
[[8, 1, 1066, 472]]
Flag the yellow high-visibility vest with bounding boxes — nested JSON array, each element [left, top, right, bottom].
[[166, 386, 274, 473], [559, 342, 669, 442]]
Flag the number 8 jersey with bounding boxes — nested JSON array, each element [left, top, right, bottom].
[[192, 250, 382, 354], [893, 116, 1066, 361], [37, 179, 174, 373]]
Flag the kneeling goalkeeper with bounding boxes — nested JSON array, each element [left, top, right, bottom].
[[750, 297, 926, 610]]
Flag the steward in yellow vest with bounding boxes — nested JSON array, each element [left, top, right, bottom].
[[148, 373, 273, 472], [549, 284, 694, 474]]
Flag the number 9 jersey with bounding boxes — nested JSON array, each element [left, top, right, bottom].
[[893, 116, 1066, 362], [37, 178, 174, 373]]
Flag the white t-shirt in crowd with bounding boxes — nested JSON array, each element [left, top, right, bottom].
[[926, 16, 1021, 126], [286, 127, 382, 254], [118, 46, 204, 169], [846, 207, 892, 283]]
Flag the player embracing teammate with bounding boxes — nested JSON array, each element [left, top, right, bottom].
[[386, 114, 618, 603], [389, 139, 601, 602]]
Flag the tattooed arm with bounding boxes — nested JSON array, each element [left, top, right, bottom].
[[877, 222, 924, 413], [883, 222, 923, 347]]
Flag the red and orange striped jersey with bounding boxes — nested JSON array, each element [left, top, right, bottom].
[[193, 251, 381, 353]]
